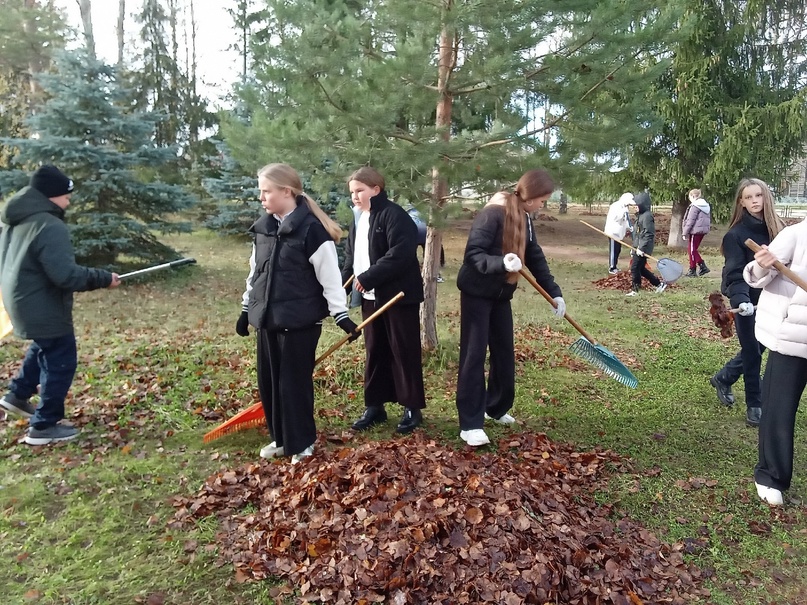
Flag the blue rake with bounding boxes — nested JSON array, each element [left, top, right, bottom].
[[519, 270, 638, 388]]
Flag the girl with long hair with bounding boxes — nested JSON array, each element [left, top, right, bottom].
[[711, 178, 785, 427], [455, 169, 565, 446], [236, 163, 359, 463]]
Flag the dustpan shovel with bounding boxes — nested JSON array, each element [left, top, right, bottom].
[[580, 220, 683, 284], [519, 269, 638, 388]]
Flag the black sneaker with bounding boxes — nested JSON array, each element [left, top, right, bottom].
[[24, 424, 79, 445], [746, 407, 762, 428], [0, 393, 35, 418]]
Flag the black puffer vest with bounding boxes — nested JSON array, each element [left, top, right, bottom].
[[247, 201, 328, 330]]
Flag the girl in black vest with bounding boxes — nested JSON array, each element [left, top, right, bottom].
[[236, 163, 359, 463], [341, 167, 426, 435], [711, 178, 784, 427], [455, 169, 565, 446]]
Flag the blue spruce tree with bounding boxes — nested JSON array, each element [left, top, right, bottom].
[[0, 51, 196, 267]]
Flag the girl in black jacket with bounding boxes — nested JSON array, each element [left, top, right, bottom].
[[236, 163, 359, 463], [712, 178, 784, 427], [341, 167, 426, 435], [455, 169, 565, 446]]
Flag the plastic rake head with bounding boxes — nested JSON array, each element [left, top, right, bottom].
[[568, 337, 638, 388]]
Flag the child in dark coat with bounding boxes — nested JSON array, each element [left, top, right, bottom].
[[626, 191, 667, 296]]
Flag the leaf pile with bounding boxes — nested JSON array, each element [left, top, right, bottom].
[[592, 271, 671, 292], [172, 433, 709, 604]]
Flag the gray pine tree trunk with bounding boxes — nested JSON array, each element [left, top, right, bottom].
[[667, 193, 688, 248], [117, 0, 125, 66], [421, 7, 455, 352], [76, 0, 96, 60]]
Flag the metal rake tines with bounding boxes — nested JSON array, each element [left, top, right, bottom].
[[568, 337, 638, 389]]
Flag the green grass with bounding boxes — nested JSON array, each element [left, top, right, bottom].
[[1, 215, 806, 604]]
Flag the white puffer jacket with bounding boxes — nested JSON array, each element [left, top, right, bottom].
[[744, 218, 807, 359], [604, 193, 635, 240]]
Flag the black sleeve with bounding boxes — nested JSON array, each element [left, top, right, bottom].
[[721, 231, 751, 306], [341, 222, 355, 289], [524, 216, 562, 299], [357, 208, 418, 292], [463, 209, 507, 275]]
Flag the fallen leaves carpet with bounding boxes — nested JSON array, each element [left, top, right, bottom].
[[172, 432, 710, 604]]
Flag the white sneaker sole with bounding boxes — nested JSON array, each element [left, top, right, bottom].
[[24, 433, 79, 446], [0, 400, 33, 419]]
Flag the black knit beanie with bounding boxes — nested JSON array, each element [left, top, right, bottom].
[[30, 164, 74, 198]]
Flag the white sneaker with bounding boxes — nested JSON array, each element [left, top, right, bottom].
[[259, 441, 284, 459], [755, 481, 783, 506], [460, 429, 490, 447], [625, 291, 638, 297], [608, 268, 619, 275], [655, 282, 668, 294], [291, 444, 314, 464], [485, 413, 516, 425]]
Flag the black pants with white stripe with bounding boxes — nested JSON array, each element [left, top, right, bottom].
[[257, 324, 321, 456], [609, 240, 622, 271], [755, 351, 807, 491]]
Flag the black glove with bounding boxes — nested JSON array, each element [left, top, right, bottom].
[[236, 311, 250, 337], [336, 316, 361, 342]]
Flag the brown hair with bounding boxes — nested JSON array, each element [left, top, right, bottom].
[[492, 169, 555, 284], [722, 178, 784, 254], [348, 166, 385, 190], [257, 163, 342, 242]]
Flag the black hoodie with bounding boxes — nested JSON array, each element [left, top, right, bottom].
[[632, 191, 655, 255], [721, 209, 771, 307]]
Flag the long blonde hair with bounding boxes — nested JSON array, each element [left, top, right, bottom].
[[723, 178, 784, 253], [257, 163, 342, 242], [490, 169, 555, 284]]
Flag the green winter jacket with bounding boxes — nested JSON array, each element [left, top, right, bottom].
[[0, 186, 113, 339]]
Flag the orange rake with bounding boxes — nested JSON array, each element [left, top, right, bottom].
[[203, 291, 404, 443]]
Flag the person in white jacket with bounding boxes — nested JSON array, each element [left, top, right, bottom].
[[604, 193, 636, 274], [743, 218, 807, 506], [682, 188, 712, 277]]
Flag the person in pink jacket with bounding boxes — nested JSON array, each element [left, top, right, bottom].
[[743, 218, 807, 506], [682, 188, 711, 277]]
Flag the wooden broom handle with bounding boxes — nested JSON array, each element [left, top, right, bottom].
[[518, 269, 599, 345], [744, 239, 807, 294], [580, 220, 662, 263], [315, 291, 405, 365]]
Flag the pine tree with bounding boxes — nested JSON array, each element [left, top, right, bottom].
[[619, 0, 807, 237], [223, 0, 679, 348], [0, 0, 67, 168], [0, 51, 197, 267]]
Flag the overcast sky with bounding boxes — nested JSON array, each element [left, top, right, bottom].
[[55, 0, 239, 104]]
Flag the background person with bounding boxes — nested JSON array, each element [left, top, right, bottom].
[[604, 192, 635, 275], [682, 188, 712, 277], [0, 165, 120, 445]]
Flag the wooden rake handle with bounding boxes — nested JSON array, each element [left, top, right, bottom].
[[580, 220, 661, 263], [744, 239, 807, 294], [314, 291, 405, 365], [518, 269, 599, 345]]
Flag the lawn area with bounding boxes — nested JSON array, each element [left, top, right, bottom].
[[1, 207, 806, 604]]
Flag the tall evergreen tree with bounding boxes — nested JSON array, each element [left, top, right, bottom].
[[619, 0, 807, 239], [0, 51, 196, 267], [0, 0, 67, 168], [223, 0, 679, 348]]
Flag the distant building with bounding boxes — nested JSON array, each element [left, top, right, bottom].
[[781, 156, 807, 198]]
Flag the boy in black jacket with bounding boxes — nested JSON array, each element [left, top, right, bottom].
[[626, 191, 667, 296]]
